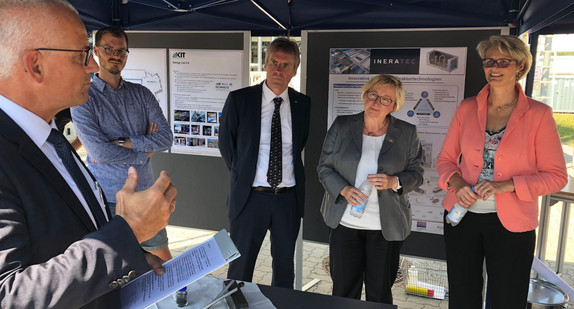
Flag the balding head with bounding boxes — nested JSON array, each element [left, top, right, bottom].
[[0, 0, 98, 122], [0, 0, 78, 80]]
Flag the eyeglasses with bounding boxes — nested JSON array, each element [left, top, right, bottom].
[[366, 91, 394, 106], [481, 58, 515, 68], [97, 45, 129, 57], [35, 47, 93, 66], [267, 60, 292, 70]]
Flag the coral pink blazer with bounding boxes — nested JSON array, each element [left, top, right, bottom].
[[436, 84, 568, 232]]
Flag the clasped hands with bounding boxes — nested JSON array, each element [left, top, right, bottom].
[[340, 174, 398, 206], [450, 174, 515, 207]]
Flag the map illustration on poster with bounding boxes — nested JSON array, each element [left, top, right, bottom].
[[122, 48, 168, 119], [328, 47, 467, 235]]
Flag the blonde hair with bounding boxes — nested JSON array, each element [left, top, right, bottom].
[[476, 35, 532, 80], [361, 74, 405, 112]]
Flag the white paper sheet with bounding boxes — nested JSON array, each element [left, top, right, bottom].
[[121, 230, 239, 309]]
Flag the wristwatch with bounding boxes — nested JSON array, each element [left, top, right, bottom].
[[118, 137, 125, 147]]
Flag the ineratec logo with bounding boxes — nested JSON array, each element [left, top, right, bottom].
[[172, 52, 186, 58]]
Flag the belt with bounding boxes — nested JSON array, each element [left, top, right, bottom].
[[253, 186, 295, 195]]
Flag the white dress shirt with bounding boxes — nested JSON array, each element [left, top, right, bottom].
[[0, 95, 108, 229], [252, 83, 295, 188]]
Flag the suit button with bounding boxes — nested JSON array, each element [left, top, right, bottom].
[[117, 278, 125, 286], [109, 281, 119, 289], [128, 270, 137, 280], [123, 275, 130, 282]]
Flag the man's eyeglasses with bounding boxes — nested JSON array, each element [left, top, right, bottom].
[[366, 91, 394, 106], [97, 45, 129, 57], [482, 58, 515, 68], [267, 60, 292, 70], [35, 47, 93, 66]]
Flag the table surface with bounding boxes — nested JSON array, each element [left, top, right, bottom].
[[258, 284, 397, 309]]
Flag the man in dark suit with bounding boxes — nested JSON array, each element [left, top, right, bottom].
[[219, 37, 311, 289], [0, 1, 177, 308]]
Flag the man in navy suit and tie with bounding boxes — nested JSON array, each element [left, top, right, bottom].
[[219, 37, 311, 288], [0, 1, 177, 307]]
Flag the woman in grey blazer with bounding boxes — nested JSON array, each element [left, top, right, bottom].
[[317, 74, 424, 304]]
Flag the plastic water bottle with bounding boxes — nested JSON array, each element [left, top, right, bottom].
[[350, 178, 372, 218], [174, 287, 188, 307], [445, 203, 468, 226], [446, 185, 475, 226]]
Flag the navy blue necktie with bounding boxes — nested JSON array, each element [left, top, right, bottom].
[[267, 97, 283, 189], [47, 129, 107, 228]]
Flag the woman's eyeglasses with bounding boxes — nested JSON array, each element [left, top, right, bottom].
[[366, 91, 394, 106], [482, 58, 515, 68]]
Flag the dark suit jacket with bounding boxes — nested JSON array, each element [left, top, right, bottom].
[[0, 109, 150, 308], [219, 82, 311, 221], [317, 113, 424, 241]]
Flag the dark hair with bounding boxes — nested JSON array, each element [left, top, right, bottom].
[[265, 37, 300, 69], [95, 26, 128, 47]]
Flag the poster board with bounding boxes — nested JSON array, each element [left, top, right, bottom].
[[302, 28, 507, 259], [126, 31, 249, 230]]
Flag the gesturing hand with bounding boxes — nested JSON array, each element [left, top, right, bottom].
[[115, 167, 177, 243]]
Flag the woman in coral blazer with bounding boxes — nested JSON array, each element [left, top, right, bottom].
[[436, 35, 567, 309]]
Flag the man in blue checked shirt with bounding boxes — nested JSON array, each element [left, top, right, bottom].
[[72, 26, 174, 261]]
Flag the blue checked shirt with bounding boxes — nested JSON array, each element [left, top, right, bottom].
[[72, 74, 172, 203]]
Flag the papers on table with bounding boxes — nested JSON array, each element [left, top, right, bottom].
[[121, 229, 239, 309]]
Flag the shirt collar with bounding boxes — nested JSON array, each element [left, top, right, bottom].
[[262, 81, 288, 104], [0, 94, 56, 148], [92, 73, 126, 92]]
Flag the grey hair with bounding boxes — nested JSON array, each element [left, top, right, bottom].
[[0, 0, 78, 80]]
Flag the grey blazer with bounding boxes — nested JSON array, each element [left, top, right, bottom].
[[317, 112, 424, 241]]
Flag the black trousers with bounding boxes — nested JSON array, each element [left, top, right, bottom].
[[227, 189, 300, 288], [444, 211, 535, 309], [329, 225, 403, 304]]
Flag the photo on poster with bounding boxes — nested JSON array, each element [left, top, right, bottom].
[[174, 110, 190, 122], [174, 136, 187, 146], [191, 125, 200, 135], [207, 138, 218, 148], [174, 124, 190, 134], [187, 137, 205, 147], [207, 112, 218, 123], [203, 125, 213, 136], [214, 126, 219, 137], [191, 111, 206, 123]]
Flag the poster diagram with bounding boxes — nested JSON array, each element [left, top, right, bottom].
[[122, 48, 168, 119], [169, 49, 243, 157], [328, 47, 467, 234]]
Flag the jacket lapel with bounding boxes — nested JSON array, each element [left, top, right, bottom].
[[380, 115, 401, 156], [351, 113, 364, 151], [289, 88, 304, 149], [0, 109, 98, 231]]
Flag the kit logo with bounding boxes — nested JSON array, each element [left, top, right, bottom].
[[172, 52, 186, 58]]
